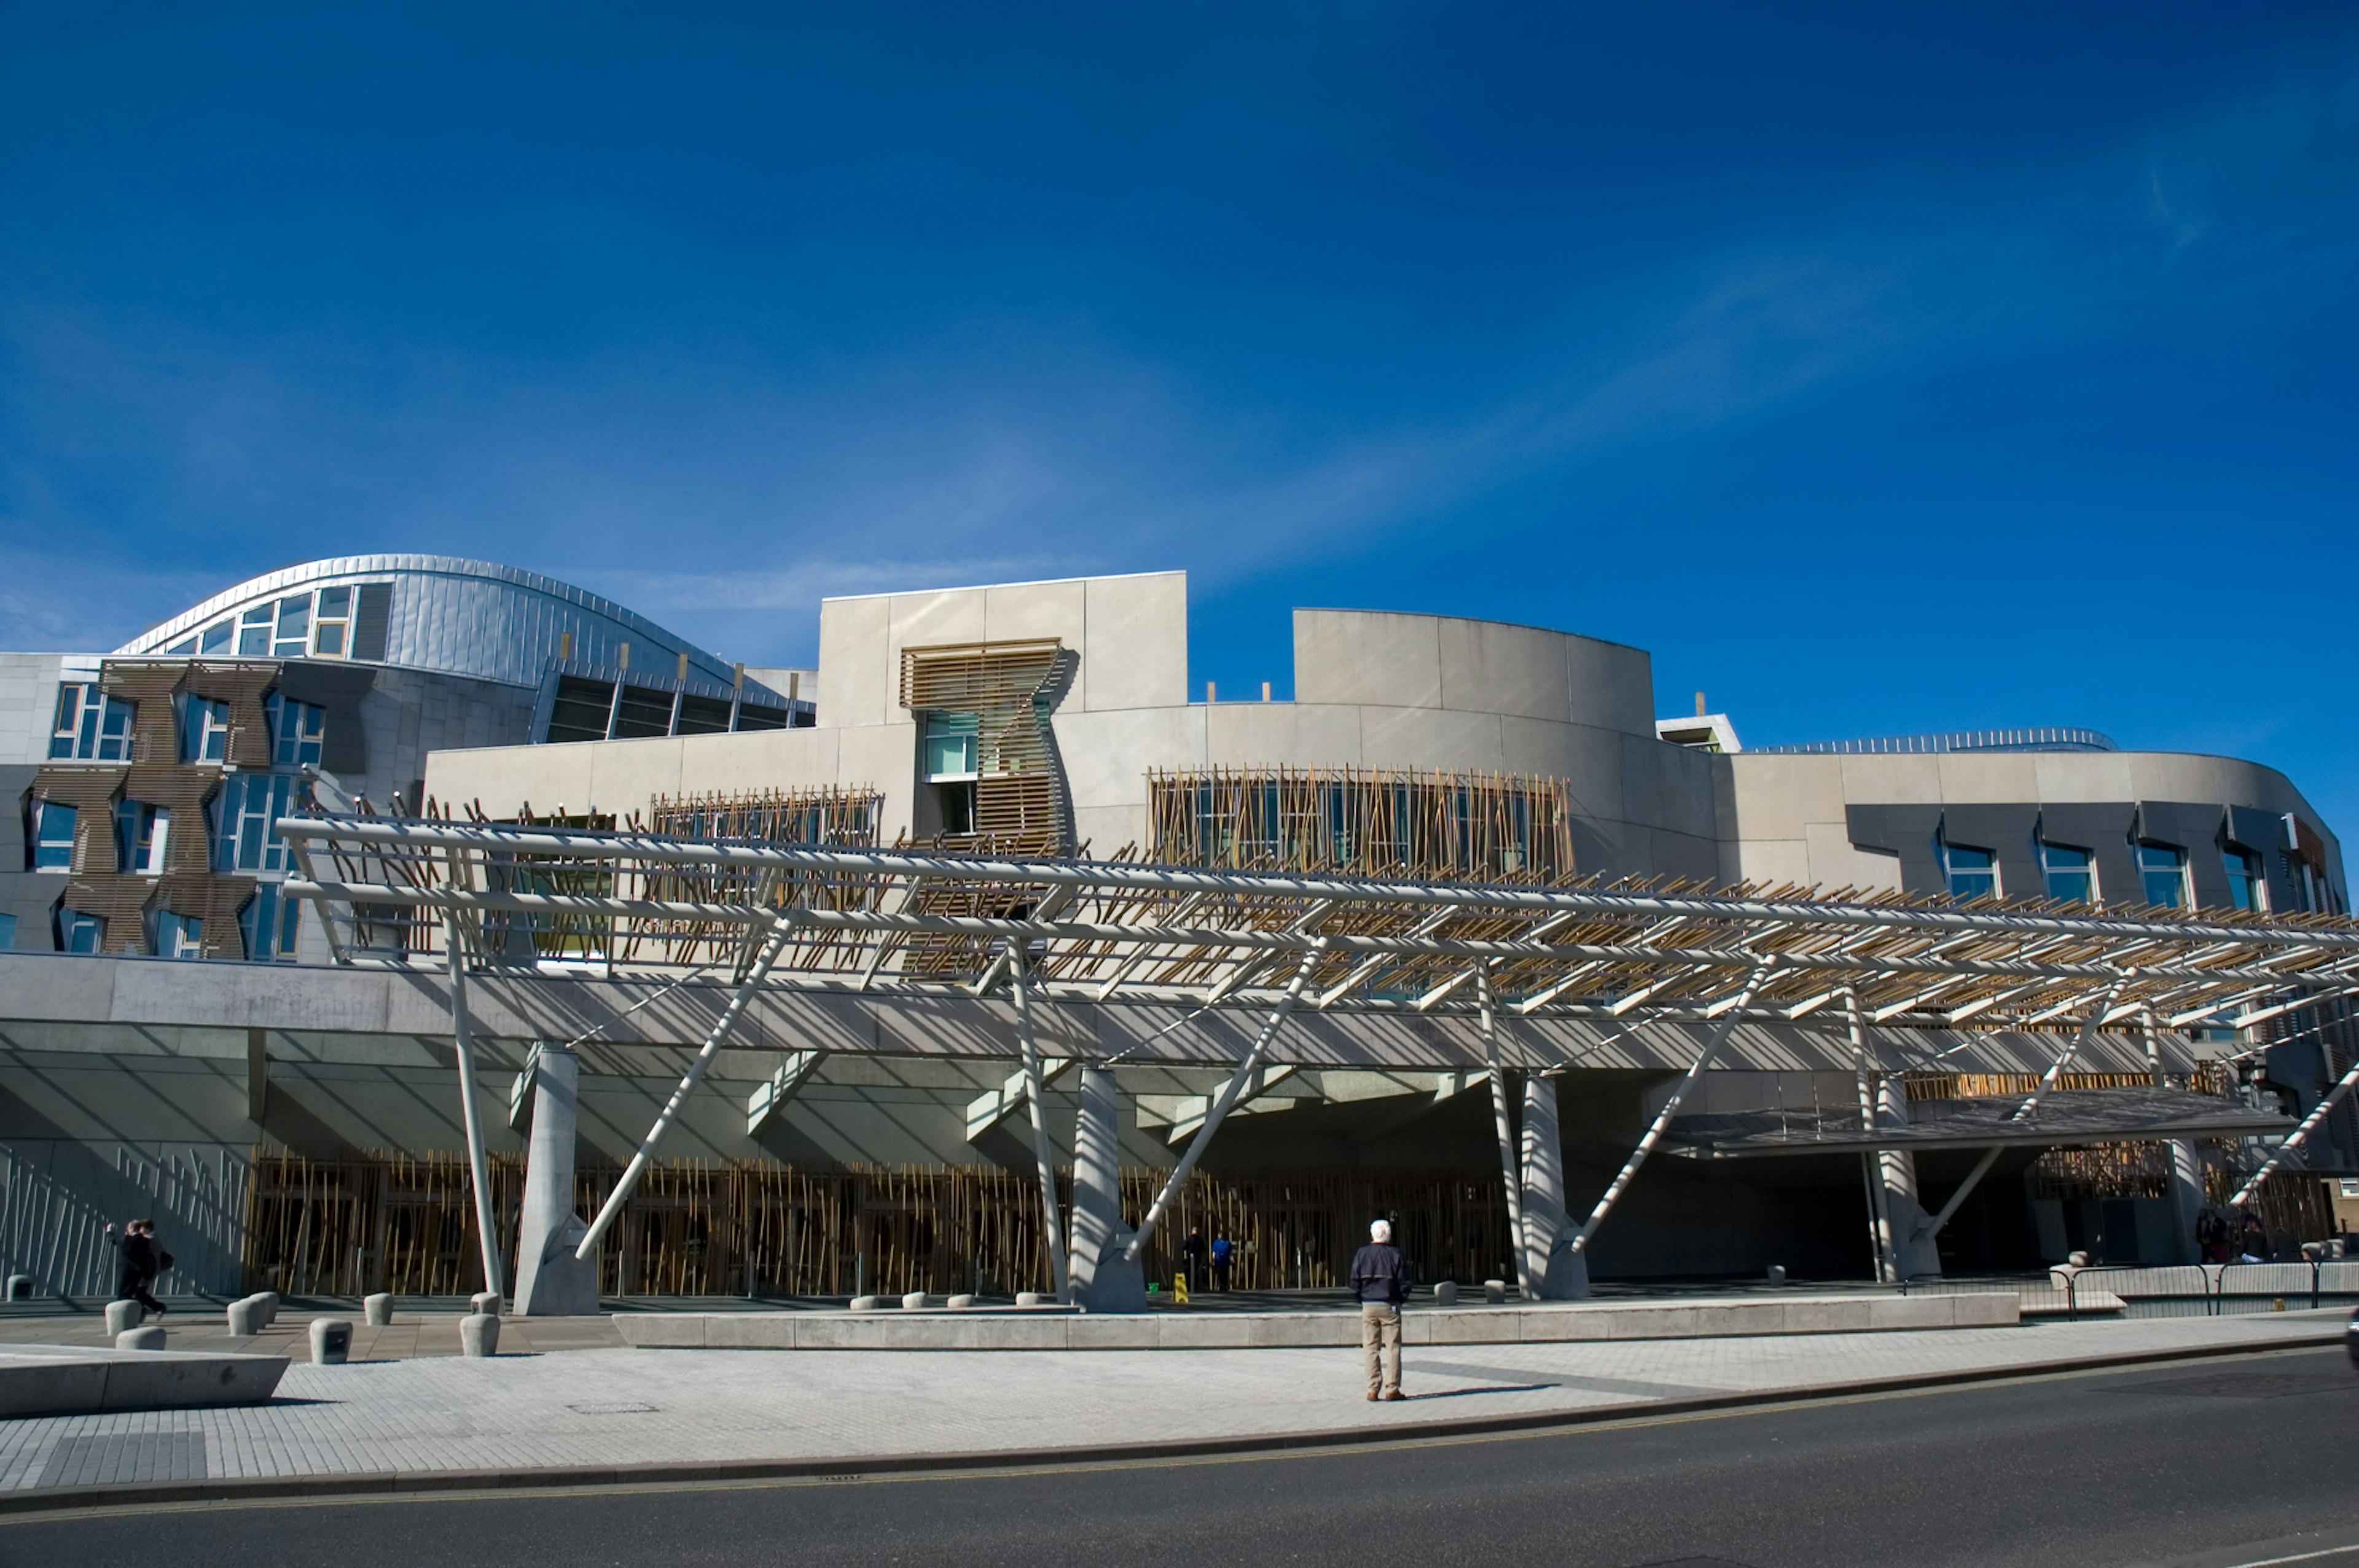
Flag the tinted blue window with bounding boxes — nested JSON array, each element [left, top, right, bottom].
[[1941, 840, 1997, 900], [0, 913, 16, 949], [2040, 841, 2095, 903], [2137, 843, 2188, 908], [32, 802, 76, 870], [57, 910, 103, 953], [2224, 849, 2265, 912]]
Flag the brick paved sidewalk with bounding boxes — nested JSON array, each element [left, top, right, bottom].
[[0, 1310, 2343, 1497]]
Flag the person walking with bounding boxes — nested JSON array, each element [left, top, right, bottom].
[[106, 1219, 170, 1320], [1210, 1231, 1233, 1293], [1181, 1226, 1208, 1293], [1350, 1218, 1410, 1401]]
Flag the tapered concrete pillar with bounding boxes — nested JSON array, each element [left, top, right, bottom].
[[1066, 1064, 1145, 1312], [1518, 1076, 1588, 1298], [513, 1045, 601, 1316], [2167, 1139, 2206, 1264], [1877, 1076, 1943, 1279]]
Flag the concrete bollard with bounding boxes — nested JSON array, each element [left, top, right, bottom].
[[1015, 1291, 1045, 1307], [251, 1292, 280, 1327], [901, 1290, 929, 1311], [1483, 1278, 1507, 1305], [364, 1292, 393, 1326], [468, 1290, 502, 1317], [1433, 1281, 1458, 1306], [4, 1274, 32, 1301], [225, 1297, 264, 1335], [848, 1295, 882, 1311], [104, 1298, 143, 1335], [310, 1317, 354, 1365], [947, 1293, 976, 1310], [1766, 1265, 1786, 1287], [116, 1325, 166, 1351], [460, 1313, 500, 1357]]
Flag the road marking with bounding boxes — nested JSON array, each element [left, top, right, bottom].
[[2218, 1549, 2359, 1567]]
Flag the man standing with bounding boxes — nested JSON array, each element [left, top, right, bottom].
[[1182, 1226, 1208, 1294], [106, 1219, 170, 1321], [1350, 1218, 1410, 1401], [1210, 1231, 1233, 1293]]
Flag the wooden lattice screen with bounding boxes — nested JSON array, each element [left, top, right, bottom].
[[1148, 766, 1577, 883], [243, 1152, 1514, 1298]]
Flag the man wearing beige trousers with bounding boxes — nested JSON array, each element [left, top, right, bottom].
[[1350, 1218, 1411, 1400]]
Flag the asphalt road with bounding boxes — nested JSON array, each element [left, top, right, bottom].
[[8, 1346, 2358, 1568]]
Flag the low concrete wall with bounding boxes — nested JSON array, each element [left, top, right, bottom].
[[0, 1344, 289, 1416], [613, 1292, 2018, 1351]]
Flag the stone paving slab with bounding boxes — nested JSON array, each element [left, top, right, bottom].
[[0, 1308, 2343, 1504], [0, 1312, 625, 1362]]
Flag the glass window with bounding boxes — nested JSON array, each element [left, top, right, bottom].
[[215, 773, 296, 872], [2137, 843, 2189, 908], [237, 606, 274, 655], [116, 802, 171, 875], [272, 595, 312, 658], [922, 711, 980, 781], [31, 801, 77, 870], [1939, 837, 1998, 900], [312, 586, 351, 656], [0, 912, 15, 950], [49, 683, 133, 761], [2224, 848, 2267, 912], [2038, 841, 2095, 903], [199, 618, 233, 656], [183, 697, 232, 762], [57, 910, 104, 953], [238, 884, 301, 961], [154, 911, 204, 959], [267, 692, 326, 766], [165, 636, 198, 655]]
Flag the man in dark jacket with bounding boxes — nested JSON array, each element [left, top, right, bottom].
[[107, 1219, 169, 1320], [1350, 1218, 1411, 1400]]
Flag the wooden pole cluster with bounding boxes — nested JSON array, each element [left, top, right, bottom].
[[1147, 765, 1577, 884], [242, 1150, 1516, 1298]]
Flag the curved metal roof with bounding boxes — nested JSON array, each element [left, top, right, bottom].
[[115, 555, 748, 690]]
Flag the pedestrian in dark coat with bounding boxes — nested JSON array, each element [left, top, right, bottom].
[[1350, 1219, 1411, 1400], [107, 1219, 169, 1320]]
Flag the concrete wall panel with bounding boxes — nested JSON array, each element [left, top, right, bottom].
[[1356, 704, 1506, 771], [815, 592, 892, 729], [1293, 610, 1443, 710], [1081, 572, 1188, 712], [1436, 617, 1571, 724], [1202, 701, 1365, 771]]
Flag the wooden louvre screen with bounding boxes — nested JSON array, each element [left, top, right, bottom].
[[1149, 766, 1578, 884], [241, 1151, 1516, 1298]]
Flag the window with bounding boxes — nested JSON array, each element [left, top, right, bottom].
[[2342, 1178, 2359, 1199], [2038, 841, 2096, 903], [115, 802, 171, 875], [49, 683, 133, 761], [183, 697, 232, 762], [31, 801, 77, 870], [2224, 848, 2267, 912], [271, 595, 312, 658], [0, 913, 15, 950], [215, 773, 297, 872], [238, 884, 301, 961], [267, 692, 325, 766], [154, 911, 203, 959], [2137, 843, 2189, 908], [57, 910, 103, 953], [311, 586, 352, 657], [164, 635, 198, 655], [922, 711, 980, 780], [236, 606, 274, 656], [1938, 837, 1998, 900], [200, 618, 233, 656]]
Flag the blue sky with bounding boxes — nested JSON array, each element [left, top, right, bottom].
[[4, 7, 2356, 817]]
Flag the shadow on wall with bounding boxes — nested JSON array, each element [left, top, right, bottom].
[[0, 1139, 248, 1297]]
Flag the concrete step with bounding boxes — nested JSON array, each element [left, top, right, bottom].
[[616, 1291, 2018, 1351], [0, 1343, 289, 1417]]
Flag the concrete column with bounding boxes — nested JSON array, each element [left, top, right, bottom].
[[512, 1045, 600, 1316], [1517, 1076, 1588, 1299], [2169, 1139, 2207, 1264], [1877, 1075, 1943, 1279], [1066, 1064, 1144, 1313]]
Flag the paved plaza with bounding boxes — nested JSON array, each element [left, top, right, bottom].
[[0, 1307, 2343, 1500]]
